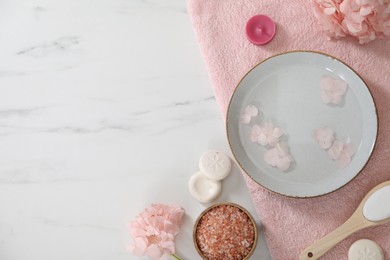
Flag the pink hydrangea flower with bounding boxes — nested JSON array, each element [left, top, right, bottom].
[[128, 204, 184, 260], [315, 126, 335, 149], [328, 140, 356, 168], [240, 104, 259, 124], [312, 0, 390, 44], [312, 0, 348, 39], [250, 122, 283, 146], [264, 142, 294, 171], [320, 75, 348, 105]]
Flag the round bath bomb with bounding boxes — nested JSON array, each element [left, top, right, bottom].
[[188, 171, 222, 203], [199, 150, 231, 181], [348, 239, 384, 260]]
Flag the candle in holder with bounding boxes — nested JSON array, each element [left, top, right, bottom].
[[246, 14, 276, 45]]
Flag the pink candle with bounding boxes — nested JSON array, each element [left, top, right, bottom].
[[246, 15, 276, 45]]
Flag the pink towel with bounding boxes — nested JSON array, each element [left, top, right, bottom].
[[188, 1, 390, 259]]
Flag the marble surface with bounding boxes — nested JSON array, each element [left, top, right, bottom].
[[0, 0, 270, 259]]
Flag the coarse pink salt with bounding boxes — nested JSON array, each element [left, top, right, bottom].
[[194, 203, 257, 260]]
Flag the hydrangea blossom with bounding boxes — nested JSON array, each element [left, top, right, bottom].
[[315, 126, 335, 149], [328, 140, 356, 168], [240, 104, 259, 124], [250, 122, 283, 147], [312, 0, 390, 44], [320, 76, 348, 105], [264, 142, 294, 171], [128, 204, 184, 260]]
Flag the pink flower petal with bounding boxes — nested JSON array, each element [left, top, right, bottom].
[[240, 105, 260, 124], [258, 133, 268, 146], [360, 5, 372, 16], [128, 204, 184, 259], [250, 125, 261, 143], [343, 142, 357, 157], [324, 7, 337, 15], [277, 158, 292, 171], [264, 143, 293, 171], [320, 76, 348, 105], [315, 126, 335, 149], [313, 0, 385, 44], [357, 0, 371, 5], [159, 237, 175, 253], [273, 127, 284, 138], [328, 140, 344, 160], [350, 12, 366, 23], [146, 244, 164, 259], [240, 113, 251, 124], [264, 148, 280, 166], [253, 121, 284, 146], [128, 237, 148, 256], [338, 154, 352, 168], [244, 104, 259, 117]]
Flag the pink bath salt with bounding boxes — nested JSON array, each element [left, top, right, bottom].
[[315, 126, 335, 149], [264, 142, 293, 171], [320, 75, 348, 105]]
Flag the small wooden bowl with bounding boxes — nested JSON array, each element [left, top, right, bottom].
[[193, 202, 258, 260]]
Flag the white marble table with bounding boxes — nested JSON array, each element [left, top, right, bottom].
[[0, 0, 270, 259]]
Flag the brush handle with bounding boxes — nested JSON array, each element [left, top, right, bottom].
[[299, 214, 371, 260]]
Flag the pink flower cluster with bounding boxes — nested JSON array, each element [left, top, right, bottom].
[[240, 104, 259, 124], [251, 122, 284, 147], [264, 142, 294, 171], [315, 126, 356, 168], [128, 204, 185, 260], [320, 75, 348, 105], [240, 104, 293, 171], [312, 0, 390, 44]]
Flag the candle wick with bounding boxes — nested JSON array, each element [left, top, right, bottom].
[[256, 27, 263, 34]]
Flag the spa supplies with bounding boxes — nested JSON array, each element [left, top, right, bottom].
[[299, 181, 390, 260], [199, 150, 231, 181], [194, 203, 258, 260], [188, 150, 231, 203], [348, 239, 384, 260], [188, 171, 222, 203]]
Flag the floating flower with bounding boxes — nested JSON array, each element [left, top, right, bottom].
[[328, 140, 356, 168], [264, 142, 294, 171], [312, 0, 390, 44], [315, 126, 335, 149], [128, 204, 185, 260], [240, 104, 259, 124], [250, 122, 283, 147], [320, 75, 348, 105]]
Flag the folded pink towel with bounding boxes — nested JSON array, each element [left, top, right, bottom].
[[188, 0, 390, 259]]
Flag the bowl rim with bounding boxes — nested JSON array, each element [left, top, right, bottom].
[[193, 202, 259, 260]]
